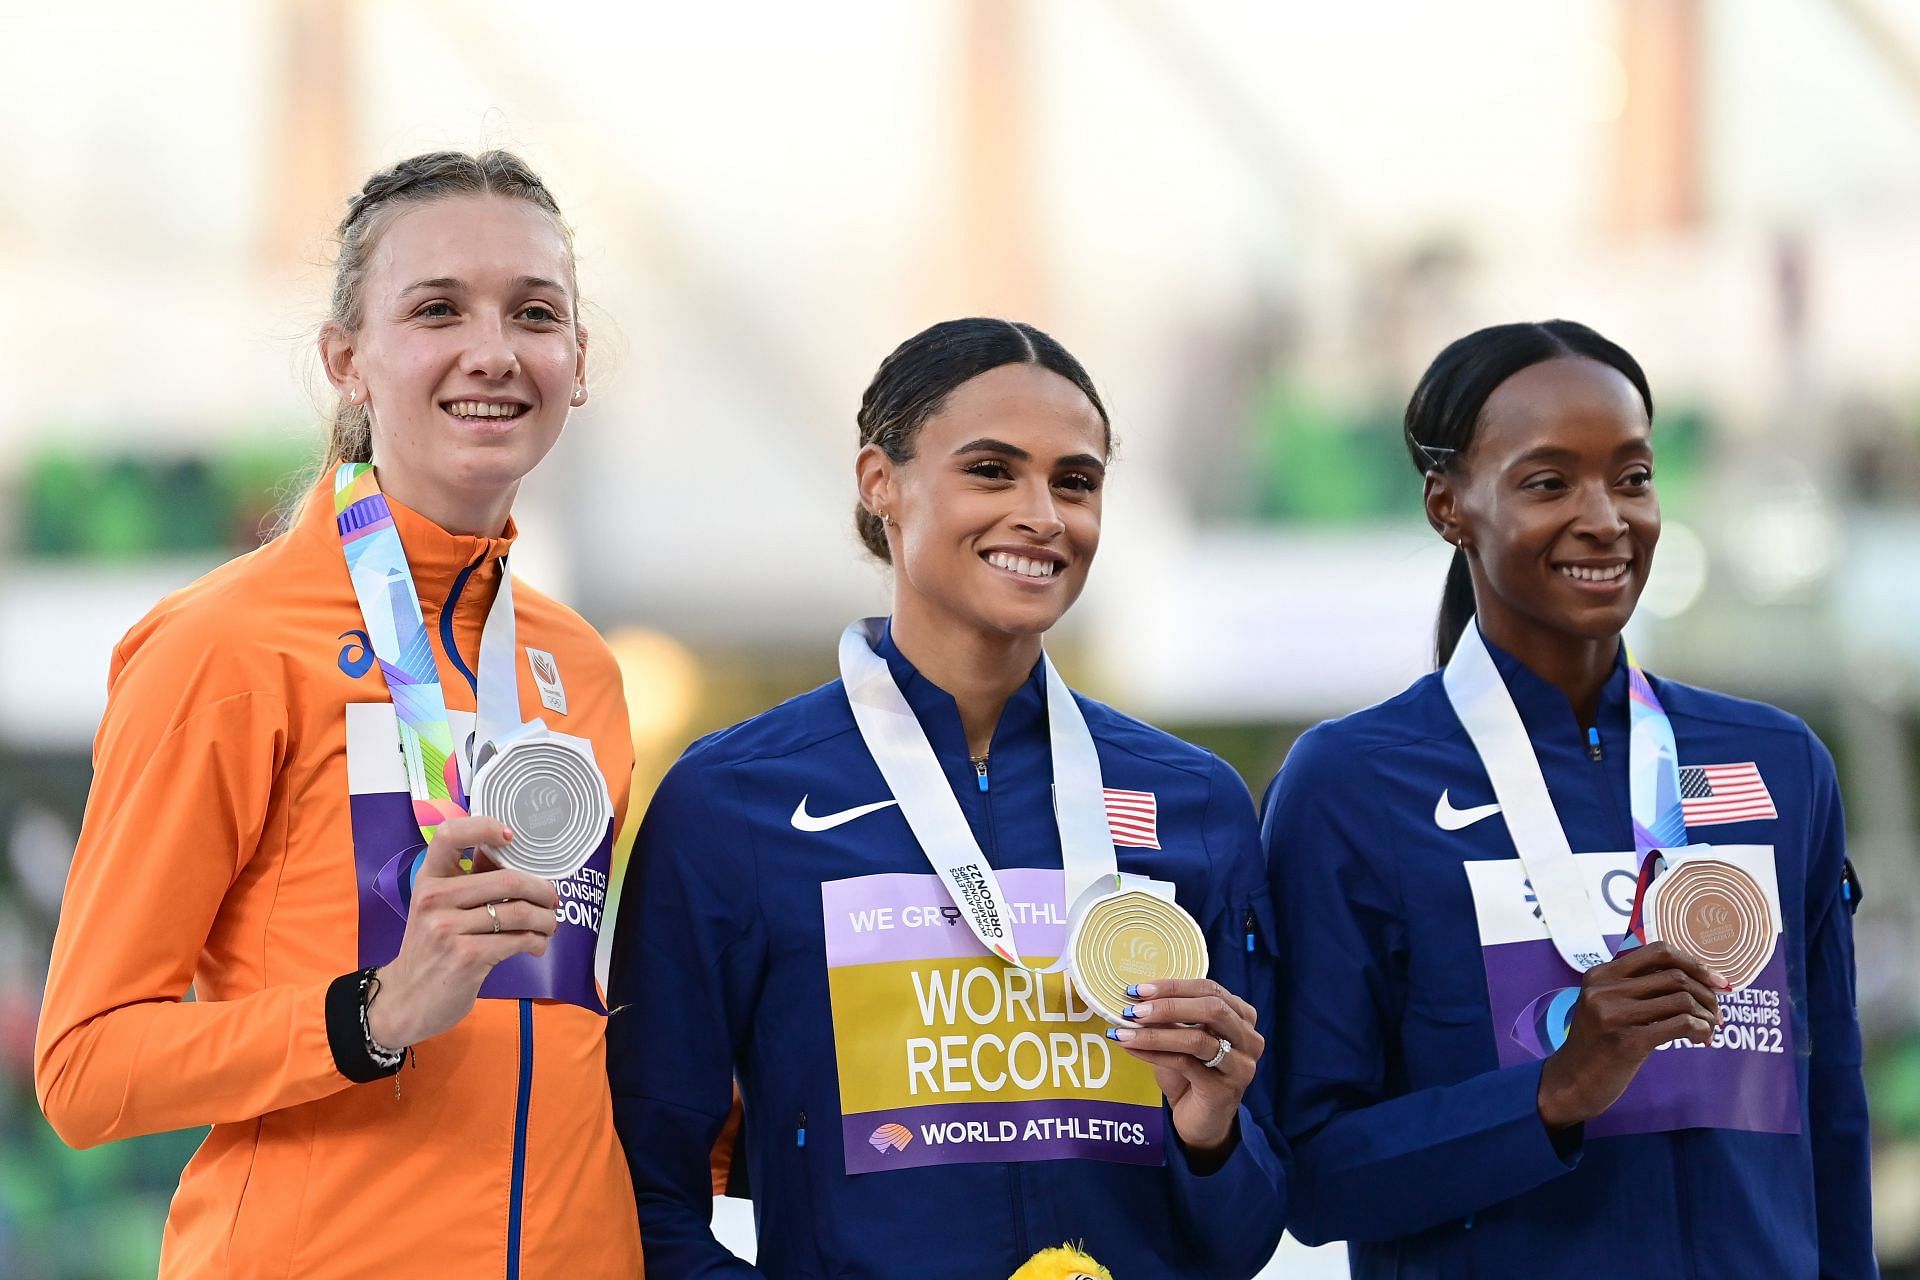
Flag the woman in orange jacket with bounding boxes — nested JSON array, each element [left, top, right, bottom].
[[33, 150, 643, 1278]]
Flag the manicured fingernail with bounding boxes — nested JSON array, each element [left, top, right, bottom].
[[1124, 1002, 1151, 1020], [1707, 970, 1727, 988], [1105, 1026, 1137, 1042], [502, 828, 515, 842], [1127, 983, 1157, 999]]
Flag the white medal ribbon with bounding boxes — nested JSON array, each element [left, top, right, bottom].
[[1444, 620, 1615, 973], [467, 564, 522, 779], [838, 618, 1117, 970]]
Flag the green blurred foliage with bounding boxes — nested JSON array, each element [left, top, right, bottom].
[[14, 441, 311, 559]]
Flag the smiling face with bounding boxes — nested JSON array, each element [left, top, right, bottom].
[[858, 361, 1109, 643], [1426, 355, 1659, 650], [320, 194, 585, 529]]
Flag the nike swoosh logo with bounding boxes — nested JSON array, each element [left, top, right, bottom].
[[1434, 790, 1502, 831], [790, 796, 899, 832]]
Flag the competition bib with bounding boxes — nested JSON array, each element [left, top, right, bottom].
[[823, 869, 1166, 1174], [335, 464, 614, 1009], [1464, 845, 1799, 1137]]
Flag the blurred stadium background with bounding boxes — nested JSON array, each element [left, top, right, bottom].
[[4, 1, 1920, 1274]]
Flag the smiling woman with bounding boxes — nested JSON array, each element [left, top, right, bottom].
[[317, 153, 588, 535], [1258, 321, 1874, 1278], [608, 318, 1288, 1280], [34, 151, 641, 1278]]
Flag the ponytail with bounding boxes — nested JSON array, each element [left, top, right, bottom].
[[1435, 545, 1476, 665], [324, 400, 373, 470]]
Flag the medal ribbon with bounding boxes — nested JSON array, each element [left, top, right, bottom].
[[838, 618, 1117, 970], [334, 462, 525, 847], [1444, 619, 1690, 973]]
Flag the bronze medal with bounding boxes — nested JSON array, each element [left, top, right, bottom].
[[1644, 858, 1775, 989]]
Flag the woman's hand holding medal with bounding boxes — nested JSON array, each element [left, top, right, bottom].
[[1111, 977, 1265, 1156], [366, 816, 561, 1049], [1535, 940, 1727, 1131]]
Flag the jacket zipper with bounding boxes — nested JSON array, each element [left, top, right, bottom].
[[442, 555, 534, 1280], [969, 752, 1030, 1261], [794, 1108, 831, 1273], [507, 999, 534, 1279]]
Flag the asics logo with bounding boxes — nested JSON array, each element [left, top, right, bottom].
[[790, 796, 898, 832], [1435, 789, 1502, 831], [337, 629, 374, 679]]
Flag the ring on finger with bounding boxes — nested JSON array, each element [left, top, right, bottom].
[[1203, 1037, 1232, 1070], [486, 900, 501, 934]]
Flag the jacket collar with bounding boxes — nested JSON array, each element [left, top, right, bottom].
[[873, 619, 1048, 762], [298, 469, 518, 610], [1479, 627, 1632, 743]]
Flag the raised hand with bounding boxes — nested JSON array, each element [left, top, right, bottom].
[[365, 816, 560, 1049], [1110, 977, 1265, 1155]]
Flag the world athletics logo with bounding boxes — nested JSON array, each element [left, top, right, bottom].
[[867, 1123, 913, 1154]]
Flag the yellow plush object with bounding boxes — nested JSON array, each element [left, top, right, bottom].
[[1009, 1244, 1112, 1280]]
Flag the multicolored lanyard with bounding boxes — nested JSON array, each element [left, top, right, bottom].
[[334, 462, 523, 847], [1445, 618, 1690, 973]]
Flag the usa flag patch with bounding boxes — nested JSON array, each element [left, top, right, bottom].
[[1680, 763, 1776, 826], [1104, 788, 1160, 848]]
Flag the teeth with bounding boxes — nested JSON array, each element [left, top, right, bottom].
[[444, 400, 526, 419], [986, 551, 1058, 579], [1558, 563, 1628, 583]]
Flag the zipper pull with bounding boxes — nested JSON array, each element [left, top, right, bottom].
[[1244, 909, 1257, 954], [795, 1110, 807, 1149], [973, 757, 990, 792], [1586, 727, 1603, 762]]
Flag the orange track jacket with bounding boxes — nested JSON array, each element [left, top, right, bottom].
[[34, 480, 643, 1278]]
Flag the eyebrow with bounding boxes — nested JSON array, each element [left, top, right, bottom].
[[398, 275, 570, 297], [1507, 440, 1650, 468], [952, 437, 1108, 472]]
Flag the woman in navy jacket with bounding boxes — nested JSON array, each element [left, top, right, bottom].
[[609, 319, 1286, 1278], [1262, 320, 1873, 1276]]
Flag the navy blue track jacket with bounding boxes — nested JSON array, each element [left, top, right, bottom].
[[1261, 635, 1874, 1278], [609, 627, 1287, 1278]]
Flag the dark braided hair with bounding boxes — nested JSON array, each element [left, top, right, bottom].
[[321, 150, 577, 469], [1404, 320, 1653, 665], [854, 318, 1110, 562]]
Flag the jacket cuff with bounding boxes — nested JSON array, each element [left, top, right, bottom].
[[325, 971, 404, 1083], [1165, 1105, 1288, 1269]]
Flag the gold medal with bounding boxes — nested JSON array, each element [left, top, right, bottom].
[[1644, 858, 1775, 990], [1066, 887, 1209, 1024]]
